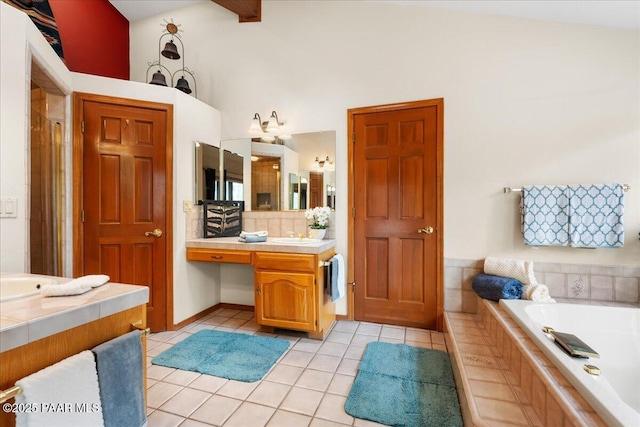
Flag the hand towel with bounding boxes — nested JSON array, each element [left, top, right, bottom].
[[568, 184, 625, 248], [484, 257, 537, 286], [521, 185, 570, 246], [240, 230, 268, 238], [330, 254, 345, 301], [238, 235, 267, 243], [92, 331, 146, 427], [41, 274, 110, 297], [472, 274, 523, 302], [15, 350, 105, 427], [522, 284, 556, 303]]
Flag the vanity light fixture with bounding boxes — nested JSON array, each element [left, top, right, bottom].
[[146, 20, 197, 97], [313, 156, 334, 171], [248, 111, 291, 143]]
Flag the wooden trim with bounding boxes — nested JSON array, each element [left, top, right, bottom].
[[220, 303, 255, 312], [347, 98, 445, 331], [336, 314, 350, 321], [71, 92, 174, 331]]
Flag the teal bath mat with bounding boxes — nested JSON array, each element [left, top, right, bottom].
[[344, 342, 463, 427], [151, 330, 290, 382]]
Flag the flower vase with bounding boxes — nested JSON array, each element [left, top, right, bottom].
[[308, 228, 327, 240]]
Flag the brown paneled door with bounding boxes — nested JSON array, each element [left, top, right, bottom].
[[351, 99, 443, 330], [76, 95, 172, 332]]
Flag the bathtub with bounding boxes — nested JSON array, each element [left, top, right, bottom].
[[0, 274, 58, 302], [500, 299, 640, 427]]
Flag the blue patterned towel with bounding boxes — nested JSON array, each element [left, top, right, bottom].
[[568, 184, 624, 248], [521, 186, 570, 246]]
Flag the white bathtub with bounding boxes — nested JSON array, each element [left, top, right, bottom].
[[0, 275, 58, 302], [500, 299, 640, 427]]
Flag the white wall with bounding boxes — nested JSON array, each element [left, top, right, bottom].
[[0, 3, 72, 273], [129, 1, 640, 271]]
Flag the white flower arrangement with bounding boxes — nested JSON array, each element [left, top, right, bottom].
[[304, 206, 332, 229]]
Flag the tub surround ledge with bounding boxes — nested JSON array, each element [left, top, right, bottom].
[[445, 296, 607, 427]]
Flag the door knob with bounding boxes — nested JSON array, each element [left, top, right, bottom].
[[144, 228, 163, 238], [418, 227, 434, 234]]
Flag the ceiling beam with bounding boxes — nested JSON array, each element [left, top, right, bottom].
[[211, 0, 261, 23]]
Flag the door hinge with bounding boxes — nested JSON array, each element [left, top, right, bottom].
[[81, 210, 85, 223], [81, 121, 85, 133], [352, 208, 356, 218]]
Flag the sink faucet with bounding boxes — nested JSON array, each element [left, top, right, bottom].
[[298, 232, 305, 239]]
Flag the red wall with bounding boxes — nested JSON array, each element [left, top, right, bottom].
[[49, 0, 129, 80]]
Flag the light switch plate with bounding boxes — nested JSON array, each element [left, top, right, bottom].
[[0, 197, 18, 218], [183, 200, 193, 213]]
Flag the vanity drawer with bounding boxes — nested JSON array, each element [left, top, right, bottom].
[[187, 248, 252, 264], [254, 252, 316, 273]]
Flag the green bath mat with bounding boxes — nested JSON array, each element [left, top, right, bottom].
[[344, 342, 463, 427], [151, 330, 290, 382]]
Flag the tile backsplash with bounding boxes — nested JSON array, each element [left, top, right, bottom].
[[185, 209, 335, 240], [445, 258, 640, 313]]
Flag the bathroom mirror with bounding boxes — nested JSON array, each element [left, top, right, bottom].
[[219, 130, 336, 211], [194, 141, 220, 203]]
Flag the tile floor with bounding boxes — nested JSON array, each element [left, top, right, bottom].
[[146, 308, 449, 427]]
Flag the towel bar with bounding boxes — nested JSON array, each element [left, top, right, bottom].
[[504, 184, 630, 194], [0, 385, 22, 404]]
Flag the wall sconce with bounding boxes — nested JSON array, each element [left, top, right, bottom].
[[313, 156, 334, 171], [249, 111, 291, 144], [146, 20, 197, 97]]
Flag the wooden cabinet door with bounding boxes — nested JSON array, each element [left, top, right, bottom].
[[255, 271, 316, 331]]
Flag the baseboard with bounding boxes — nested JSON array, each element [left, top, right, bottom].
[[219, 303, 255, 312], [336, 314, 350, 321], [172, 304, 221, 330]]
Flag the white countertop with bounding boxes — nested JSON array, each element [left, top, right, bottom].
[[0, 274, 149, 353], [186, 237, 336, 254]]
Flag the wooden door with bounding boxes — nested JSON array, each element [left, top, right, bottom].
[[309, 172, 324, 208], [73, 93, 173, 332], [350, 99, 443, 330]]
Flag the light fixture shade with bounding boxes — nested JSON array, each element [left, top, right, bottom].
[[266, 111, 280, 132], [313, 157, 321, 170], [261, 135, 275, 143], [161, 40, 181, 60], [149, 71, 168, 86], [249, 114, 263, 134], [175, 76, 192, 94]]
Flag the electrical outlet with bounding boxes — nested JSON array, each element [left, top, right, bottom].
[[183, 200, 193, 213]]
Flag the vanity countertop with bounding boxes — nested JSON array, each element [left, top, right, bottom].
[[186, 237, 336, 254], [0, 274, 149, 353]]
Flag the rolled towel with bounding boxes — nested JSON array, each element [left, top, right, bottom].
[[522, 284, 556, 303], [240, 230, 268, 238], [238, 235, 267, 243], [484, 257, 537, 286], [41, 275, 110, 297], [472, 274, 523, 302]]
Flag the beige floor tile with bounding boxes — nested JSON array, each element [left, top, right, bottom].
[[475, 397, 529, 424], [148, 342, 173, 357], [187, 374, 228, 393], [465, 365, 507, 383], [353, 418, 388, 426], [317, 341, 348, 357], [158, 387, 211, 417], [148, 364, 177, 381], [308, 354, 341, 373], [216, 379, 259, 400], [295, 368, 334, 392], [221, 317, 249, 328], [350, 334, 378, 347], [309, 419, 352, 426], [265, 363, 305, 385], [315, 394, 355, 425], [179, 419, 216, 427], [200, 315, 228, 325], [293, 338, 323, 353], [343, 345, 366, 360], [336, 358, 360, 376], [356, 323, 381, 336], [378, 337, 404, 344], [280, 386, 324, 416], [149, 330, 182, 343], [246, 380, 292, 408], [234, 311, 255, 320], [217, 308, 242, 317], [332, 320, 359, 334], [147, 381, 184, 409], [380, 325, 405, 340], [224, 402, 276, 427], [405, 340, 431, 349], [238, 320, 260, 331], [326, 373, 354, 396], [184, 323, 215, 334], [189, 395, 242, 426], [326, 331, 354, 344], [266, 409, 312, 427], [405, 329, 431, 343], [147, 378, 158, 389], [215, 326, 239, 333], [281, 350, 315, 367], [146, 409, 185, 427], [167, 332, 192, 344], [163, 369, 200, 386]]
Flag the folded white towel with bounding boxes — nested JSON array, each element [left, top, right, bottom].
[[240, 230, 268, 238], [484, 257, 537, 286], [16, 350, 105, 427], [522, 284, 556, 303], [41, 275, 110, 297]]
